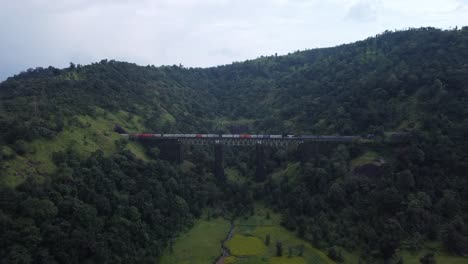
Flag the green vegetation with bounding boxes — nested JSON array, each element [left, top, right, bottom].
[[1, 110, 147, 187], [350, 150, 379, 170], [227, 234, 267, 256], [161, 204, 334, 264], [226, 167, 245, 183], [226, 204, 334, 264], [340, 241, 468, 264], [160, 217, 230, 264], [0, 149, 224, 263], [399, 242, 468, 264], [271, 162, 300, 182], [269, 257, 306, 264]]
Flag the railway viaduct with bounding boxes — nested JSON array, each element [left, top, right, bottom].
[[122, 133, 369, 182]]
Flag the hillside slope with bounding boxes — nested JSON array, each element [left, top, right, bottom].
[[2, 27, 468, 186]]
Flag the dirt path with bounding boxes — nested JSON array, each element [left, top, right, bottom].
[[215, 220, 235, 264]]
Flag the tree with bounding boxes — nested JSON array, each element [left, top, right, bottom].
[[265, 234, 270, 246], [396, 169, 415, 191], [378, 218, 403, 259], [328, 182, 346, 206], [276, 241, 283, 257], [0, 146, 15, 160], [419, 252, 436, 264], [148, 147, 160, 159], [20, 198, 58, 223], [169, 239, 174, 254], [14, 140, 28, 155], [327, 246, 344, 263], [4, 244, 32, 264], [436, 191, 461, 218], [442, 217, 468, 255], [298, 244, 304, 256]]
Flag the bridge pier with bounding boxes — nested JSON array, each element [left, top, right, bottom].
[[158, 140, 184, 163], [255, 143, 266, 182], [214, 143, 225, 181]]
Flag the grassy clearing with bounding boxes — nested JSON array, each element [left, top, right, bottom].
[[269, 256, 306, 264], [159, 204, 334, 264], [159, 217, 231, 264], [229, 204, 335, 264], [1, 156, 45, 187], [224, 256, 237, 263], [227, 234, 266, 256], [350, 151, 379, 170]]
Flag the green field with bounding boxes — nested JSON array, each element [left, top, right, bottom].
[[159, 217, 231, 264], [159, 204, 334, 264], [159, 203, 468, 264], [227, 234, 267, 256], [228, 204, 335, 264]]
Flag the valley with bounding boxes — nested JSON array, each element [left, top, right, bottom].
[[1, 27, 468, 263]]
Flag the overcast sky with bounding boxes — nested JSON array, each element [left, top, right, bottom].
[[1, 0, 468, 80]]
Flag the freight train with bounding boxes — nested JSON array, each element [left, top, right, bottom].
[[122, 133, 358, 141]]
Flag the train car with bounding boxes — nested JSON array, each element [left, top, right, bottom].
[[270, 135, 282, 139], [137, 133, 155, 138], [254, 135, 271, 139], [300, 135, 320, 139], [239, 134, 252, 138]]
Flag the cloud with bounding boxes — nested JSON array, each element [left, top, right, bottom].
[[0, 0, 468, 80], [347, 0, 381, 22]]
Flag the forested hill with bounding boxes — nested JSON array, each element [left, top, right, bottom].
[[1, 27, 468, 263], [3, 27, 468, 137]]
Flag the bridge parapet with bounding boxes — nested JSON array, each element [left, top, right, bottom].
[[177, 138, 304, 146]]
